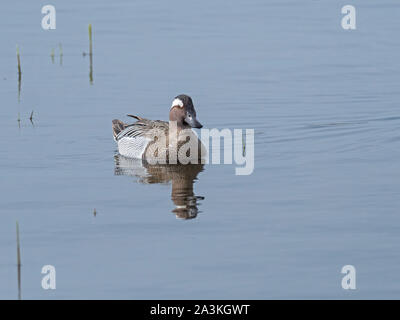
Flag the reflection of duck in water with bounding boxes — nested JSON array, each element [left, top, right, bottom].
[[114, 155, 205, 219]]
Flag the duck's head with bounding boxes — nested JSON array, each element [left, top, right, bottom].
[[169, 94, 203, 129]]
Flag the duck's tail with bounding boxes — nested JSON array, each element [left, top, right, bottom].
[[127, 114, 144, 121], [112, 119, 127, 140]]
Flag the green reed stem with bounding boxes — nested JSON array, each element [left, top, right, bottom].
[[88, 24, 93, 56], [16, 221, 22, 300], [16, 45, 22, 78], [16, 221, 21, 267], [50, 48, 55, 63], [88, 24, 93, 84], [17, 45, 22, 102]]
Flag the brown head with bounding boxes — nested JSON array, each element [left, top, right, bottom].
[[169, 94, 203, 129]]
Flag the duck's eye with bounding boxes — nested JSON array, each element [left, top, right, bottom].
[[188, 114, 192, 118]]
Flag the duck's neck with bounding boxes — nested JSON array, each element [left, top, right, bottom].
[[169, 107, 190, 131]]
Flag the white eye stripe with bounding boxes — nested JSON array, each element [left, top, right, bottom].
[[171, 98, 184, 109]]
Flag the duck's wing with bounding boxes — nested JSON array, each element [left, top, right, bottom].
[[115, 117, 168, 141]]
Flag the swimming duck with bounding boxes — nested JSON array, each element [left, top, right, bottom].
[[112, 94, 206, 163]]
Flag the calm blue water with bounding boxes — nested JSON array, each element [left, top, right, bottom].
[[0, 0, 400, 299]]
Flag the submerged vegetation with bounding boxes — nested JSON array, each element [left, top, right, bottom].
[[16, 221, 21, 300], [59, 43, 63, 66], [15, 24, 93, 126], [16, 45, 21, 102], [50, 44, 63, 65], [88, 24, 93, 84], [50, 47, 55, 64]]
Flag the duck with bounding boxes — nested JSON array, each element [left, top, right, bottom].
[[112, 94, 206, 163]]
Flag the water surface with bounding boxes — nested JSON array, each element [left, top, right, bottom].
[[0, 0, 400, 299]]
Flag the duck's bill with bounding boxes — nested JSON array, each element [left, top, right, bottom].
[[185, 116, 203, 129]]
